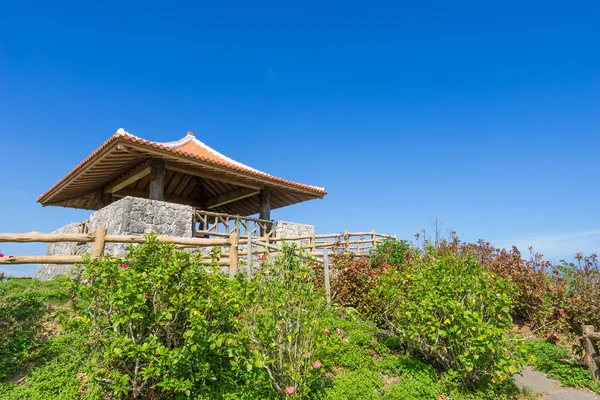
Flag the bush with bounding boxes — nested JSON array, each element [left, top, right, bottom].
[[71, 235, 252, 399], [370, 238, 410, 270], [326, 255, 383, 319], [436, 237, 562, 331], [243, 243, 325, 398], [373, 245, 525, 391], [318, 239, 410, 325], [557, 254, 600, 334]]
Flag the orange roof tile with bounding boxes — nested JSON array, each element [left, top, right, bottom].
[[38, 129, 327, 204]]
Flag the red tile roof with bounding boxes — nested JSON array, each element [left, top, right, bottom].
[[38, 129, 327, 203]]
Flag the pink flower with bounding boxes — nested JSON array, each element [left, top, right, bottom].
[[119, 264, 128, 269], [0, 253, 4, 258], [164, 254, 170, 258], [257, 254, 266, 261], [285, 386, 295, 395], [558, 308, 565, 315], [312, 361, 321, 369], [143, 293, 148, 300], [322, 329, 330, 335]]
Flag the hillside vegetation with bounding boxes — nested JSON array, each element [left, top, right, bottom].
[[1, 233, 599, 399]]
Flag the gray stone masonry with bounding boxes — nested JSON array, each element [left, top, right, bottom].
[[275, 221, 314, 247], [35, 197, 193, 280]]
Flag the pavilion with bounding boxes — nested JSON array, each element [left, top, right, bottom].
[[38, 129, 327, 221]]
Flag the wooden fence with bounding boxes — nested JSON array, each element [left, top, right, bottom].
[[0, 228, 396, 285], [269, 230, 397, 257], [0, 230, 241, 279], [582, 325, 600, 382]]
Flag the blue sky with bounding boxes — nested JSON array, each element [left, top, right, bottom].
[[1, 0, 599, 275]]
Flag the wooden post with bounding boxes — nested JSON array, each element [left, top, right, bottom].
[[344, 230, 350, 253], [259, 187, 271, 236], [371, 229, 377, 251], [323, 249, 331, 306], [92, 228, 106, 260], [101, 192, 113, 206], [229, 234, 239, 279], [246, 236, 253, 280], [582, 325, 600, 382], [310, 232, 316, 253], [148, 159, 166, 201]]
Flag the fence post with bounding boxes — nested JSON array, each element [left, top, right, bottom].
[[310, 232, 316, 254], [324, 249, 331, 306], [371, 229, 376, 252], [92, 228, 106, 260], [229, 234, 239, 280], [246, 236, 252, 280], [582, 325, 600, 382], [344, 230, 349, 253]]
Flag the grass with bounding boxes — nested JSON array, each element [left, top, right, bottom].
[[0, 277, 98, 399], [523, 339, 600, 394]]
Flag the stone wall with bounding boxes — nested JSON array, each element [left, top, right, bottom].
[[34, 196, 314, 281], [275, 221, 314, 247], [35, 197, 193, 280]]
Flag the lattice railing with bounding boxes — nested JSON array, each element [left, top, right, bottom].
[[193, 210, 275, 239]]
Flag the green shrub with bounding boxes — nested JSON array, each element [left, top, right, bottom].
[[557, 254, 600, 334], [370, 238, 410, 269], [317, 239, 410, 325], [373, 245, 525, 391], [243, 243, 325, 398], [71, 235, 252, 399]]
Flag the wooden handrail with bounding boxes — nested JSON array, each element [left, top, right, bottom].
[[0, 228, 395, 279]]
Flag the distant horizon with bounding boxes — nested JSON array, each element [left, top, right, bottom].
[[0, 194, 593, 277]]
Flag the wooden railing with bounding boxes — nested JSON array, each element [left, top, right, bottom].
[[0, 230, 241, 279], [268, 230, 397, 257], [193, 210, 275, 239], [582, 325, 600, 382], [0, 229, 396, 284]]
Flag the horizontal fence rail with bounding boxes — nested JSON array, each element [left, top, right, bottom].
[[0, 230, 240, 278], [0, 227, 396, 283]]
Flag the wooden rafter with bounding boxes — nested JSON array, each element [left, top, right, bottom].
[[205, 188, 260, 209], [104, 161, 152, 194], [165, 162, 262, 191], [113, 187, 203, 208]]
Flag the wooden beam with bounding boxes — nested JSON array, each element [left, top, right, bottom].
[[104, 161, 152, 194], [259, 187, 271, 220], [205, 188, 259, 209], [113, 187, 203, 208], [165, 162, 262, 190], [148, 159, 165, 201], [259, 187, 271, 236]]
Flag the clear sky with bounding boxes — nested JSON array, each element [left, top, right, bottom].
[[1, 0, 598, 275]]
